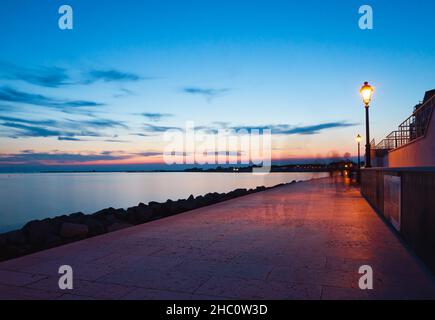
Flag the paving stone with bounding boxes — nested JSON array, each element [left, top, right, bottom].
[[0, 284, 62, 300], [1, 178, 435, 299], [27, 276, 136, 299], [0, 270, 47, 286]]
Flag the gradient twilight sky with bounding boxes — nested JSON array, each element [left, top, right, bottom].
[[0, 0, 434, 170]]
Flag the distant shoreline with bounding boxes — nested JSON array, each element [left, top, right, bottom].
[[0, 161, 355, 174]]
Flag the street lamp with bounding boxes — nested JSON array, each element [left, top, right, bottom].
[[356, 134, 362, 169], [359, 82, 374, 168]]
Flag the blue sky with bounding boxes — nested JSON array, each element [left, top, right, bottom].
[[0, 0, 434, 170]]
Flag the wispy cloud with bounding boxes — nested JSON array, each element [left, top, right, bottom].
[[58, 136, 85, 141], [132, 133, 151, 137], [0, 115, 128, 140], [69, 118, 128, 130], [0, 151, 131, 164], [135, 121, 356, 136], [0, 121, 104, 140], [212, 121, 230, 128], [211, 151, 243, 156], [0, 105, 14, 112], [182, 87, 231, 101], [193, 125, 219, 134], [104, 139, 131, 143], [229, 122, 358, 135], [0, 62, 70, 88], [143, 123, 183, 133], [0, 62, 146, 88], [0, 115, 57, 126], [141, 112, 173, 122], [0, 86, 104, 112], [113, 88, 135, 98], [0, 150, 161, 165], [1, 122, 65, 138], [133, 151, 162, 157], [84, 69, 142, 84]]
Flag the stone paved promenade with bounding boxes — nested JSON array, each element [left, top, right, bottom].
[[1, 178, 435, 300]]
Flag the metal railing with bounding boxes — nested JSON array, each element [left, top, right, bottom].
[[375, 130, 410, 150], [375, 95, 435, 150]]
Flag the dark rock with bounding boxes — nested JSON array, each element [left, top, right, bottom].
[[165, 199, 183, 215], [203, 193, 216, 204], [69, 212, 84, 218], [148, 201, 166, 217], [92, 207, 118, 218], [93, 208, 127, 223], [125, 208, 136, 222], [215, 192, 226, 201], [115, 208, 127, 214], [5, 230, 27, 245], [175, 198, 196, 211], [44, 233, 63, 247], [114, 209, 127, 221], [159, 203, 172, 217], [104, 214, 118, 224], [106, 222, 133, 233], [216, 193, 230, 202], [231, 188, 248, 197], [22, 220, 56, 244], [202, 192, 225, 205], [49, 217, 66, 233], [66, 212, 85, 223], [83, 218, 106, 235], [126, 203, 154, 223], [60, 222, 88, 238], [3, 244, 30, 258], [186, 198, 199, 210], [148, 200, 173, 218], [194, 195, 206, 208], [137, 202, 154, 216], [0, 244, 7, 260], [0, 234, 8, 246], [148, 201, 161, 208]]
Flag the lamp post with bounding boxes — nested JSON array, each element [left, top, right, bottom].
[[356, 134, 362, 169], [355, 134, 362, 183], [359, 82, 374, 168]]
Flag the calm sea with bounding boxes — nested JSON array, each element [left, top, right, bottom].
[[0, 172, 328, 232]]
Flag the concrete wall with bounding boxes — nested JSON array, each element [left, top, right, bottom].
[[361, 168, 435, 275], [387, 99, 435, 167]]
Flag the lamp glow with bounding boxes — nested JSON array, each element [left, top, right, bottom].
[[356, 134, 362, 143], [360, 81, 374, 106]]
